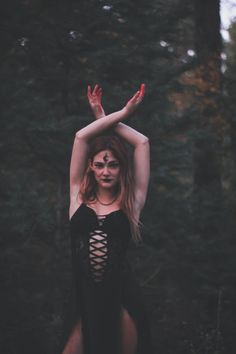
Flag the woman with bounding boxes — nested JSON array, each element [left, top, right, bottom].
[[61, 84, 152, 354]]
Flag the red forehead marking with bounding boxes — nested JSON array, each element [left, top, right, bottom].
[[103, 152, 109, 162]]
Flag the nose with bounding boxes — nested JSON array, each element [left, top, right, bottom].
[[102, 166, 110, 175]]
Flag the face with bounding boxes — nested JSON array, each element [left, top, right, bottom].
[[90, 150, 120, 190]]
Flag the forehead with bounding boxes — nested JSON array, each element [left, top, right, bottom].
[[93, 150, 118, 161]]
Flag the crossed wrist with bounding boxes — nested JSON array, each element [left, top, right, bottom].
[[123, 105, 132, 117], [93, 105, 104, 114]]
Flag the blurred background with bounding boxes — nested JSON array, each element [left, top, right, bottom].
[[1, 0, 236, 353]]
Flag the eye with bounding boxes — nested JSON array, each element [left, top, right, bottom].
[[93, 162, 104, 169], [108, 161, 120, 169]]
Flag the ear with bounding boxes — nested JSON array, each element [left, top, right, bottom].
[[89, 159, 94, 171]]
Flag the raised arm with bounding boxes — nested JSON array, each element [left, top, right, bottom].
[[87, 84, 150, 216], [70, 86, 144, 209]]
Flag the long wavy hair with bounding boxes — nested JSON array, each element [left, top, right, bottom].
[[79, 134, 142, 244]]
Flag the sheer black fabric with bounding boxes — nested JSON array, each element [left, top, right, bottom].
[[59, 203, 153, 354]]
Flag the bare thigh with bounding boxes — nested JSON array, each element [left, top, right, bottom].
[[62, 308, 137, 354], [62, 320, 83, 354], [120, 307, 138, 354]]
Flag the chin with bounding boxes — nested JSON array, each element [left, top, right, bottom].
[[100, 183, 116, 189], [99, 181, 118, 189]]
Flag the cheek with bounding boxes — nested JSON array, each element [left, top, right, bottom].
[[93, 170, 102, 178], [114, 169, 121, 179]]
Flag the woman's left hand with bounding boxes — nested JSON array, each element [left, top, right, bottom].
[[124, 83, 145, 116]]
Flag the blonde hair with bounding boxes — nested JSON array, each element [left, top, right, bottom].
[[79, 134, 142, 244]]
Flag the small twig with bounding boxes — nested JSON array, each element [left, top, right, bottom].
[[141, 266, 161, 286]]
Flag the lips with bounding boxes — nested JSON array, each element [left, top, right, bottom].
[[102, 178, 112, 182]]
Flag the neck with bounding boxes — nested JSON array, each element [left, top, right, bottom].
[[96, 188, 117, 203]]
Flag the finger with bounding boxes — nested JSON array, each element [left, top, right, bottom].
[[127, 91, 139, 106], [134, 89, 144, 104], [87, 85, 92, 98], [136, 84, 145, 101], [133, 91, 141, 101], [98, 87, 102, 97], [140, 83, 145, 97], [92, 84, 98, 95], [94, 84, 99, 94]]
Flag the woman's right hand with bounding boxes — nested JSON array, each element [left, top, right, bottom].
[[124, 83, 145, 116], [87, 84, 105, 119]]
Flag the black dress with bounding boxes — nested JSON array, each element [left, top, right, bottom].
[[60, 203, 153, 354]]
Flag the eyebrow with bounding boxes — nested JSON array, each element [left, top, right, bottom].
[[93, 159, 119, 163], [93, 161, 120, 168]]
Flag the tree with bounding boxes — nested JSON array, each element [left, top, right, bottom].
[[189, 0, 226, 238]]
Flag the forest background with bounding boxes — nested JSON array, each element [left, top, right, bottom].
[[1, 0, 236, 353]]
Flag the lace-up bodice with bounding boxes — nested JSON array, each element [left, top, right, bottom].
[[70, 203, 131, 285], [89, 215, 108, 283]]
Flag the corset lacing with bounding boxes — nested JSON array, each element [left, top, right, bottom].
[[89, 215, 108, 283]]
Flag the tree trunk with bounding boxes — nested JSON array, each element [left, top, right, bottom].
[[192, 0, 225, 236]]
